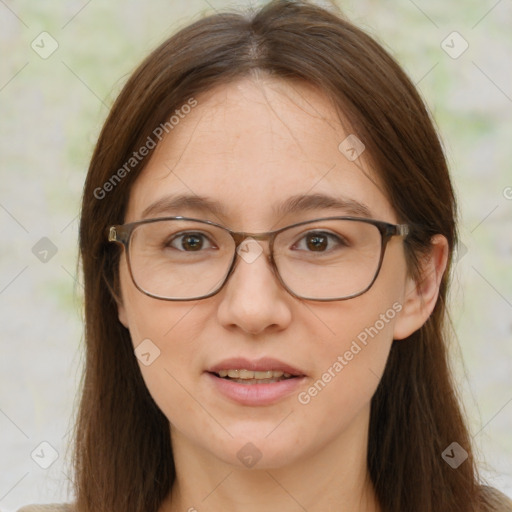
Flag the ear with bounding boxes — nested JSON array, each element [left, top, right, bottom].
[[393, 234, 449, 340]]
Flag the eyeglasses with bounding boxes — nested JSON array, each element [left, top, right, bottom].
[[108, 216, 409, 301]]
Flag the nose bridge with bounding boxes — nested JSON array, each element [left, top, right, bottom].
[[232, 234, 275, 276], [231, 229, 274, 247], [228, 230, 277, 271], [221, 228, 288, 297], [216, 229, 292, 335]]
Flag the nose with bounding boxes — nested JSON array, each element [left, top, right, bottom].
[[215, 239, 293, 335]]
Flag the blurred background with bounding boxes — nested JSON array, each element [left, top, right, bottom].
[[0, 0, 511, 509]]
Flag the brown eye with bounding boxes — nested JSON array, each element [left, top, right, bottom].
[[169, 232, 212, 251], [293, 231, 347, 252], [306, 233, 328, 251]]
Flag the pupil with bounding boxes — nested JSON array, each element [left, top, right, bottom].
[[183, 235, 202, 251], [307, 234, 327, 251]]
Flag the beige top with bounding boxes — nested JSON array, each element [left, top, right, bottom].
[[15, 488, 512, 512], [16, 505, 74, 512]]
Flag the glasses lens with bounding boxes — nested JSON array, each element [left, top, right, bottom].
[[126, 218, 383, 300], [128, 219, 235, 299], [274, 219, 382, 300]]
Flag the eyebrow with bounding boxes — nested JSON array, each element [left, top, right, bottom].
[[140, 192, 373, 220]]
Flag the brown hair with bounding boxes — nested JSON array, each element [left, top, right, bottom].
[[75, 1, 501, 511]]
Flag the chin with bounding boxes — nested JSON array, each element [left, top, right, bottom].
[[205, 429, 308, 471]]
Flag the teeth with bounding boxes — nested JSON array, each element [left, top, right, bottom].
[[230, 378, 282, 384], [217, 369, 293, 379]]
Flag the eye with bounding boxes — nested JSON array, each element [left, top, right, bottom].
[[292, 231, 348, 252], [168, 232, 215, 251]]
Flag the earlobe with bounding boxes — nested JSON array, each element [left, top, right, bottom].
[[393, 234, 449, 340]]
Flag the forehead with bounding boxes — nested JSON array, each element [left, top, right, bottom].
[[124, 77, 396, 228]]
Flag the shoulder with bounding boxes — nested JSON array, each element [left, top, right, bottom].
[[480, 486, 512, 511], [16, 504, 75, 512]]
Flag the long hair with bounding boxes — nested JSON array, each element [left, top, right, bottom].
[[75, 1, 495, 510]]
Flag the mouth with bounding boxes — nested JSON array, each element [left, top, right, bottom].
[[205, 357, 306, 405], [210, 369, 297, 384]]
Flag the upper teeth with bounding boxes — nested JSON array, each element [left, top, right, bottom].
[[217, 369, 292, 379]]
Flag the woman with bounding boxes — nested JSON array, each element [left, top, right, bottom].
[[18, 1, 512, 511]]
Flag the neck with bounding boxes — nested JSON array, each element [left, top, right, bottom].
[[160, 406, 381, 512]]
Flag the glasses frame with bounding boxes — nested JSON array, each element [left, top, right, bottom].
[[108, 216, 409, 302]]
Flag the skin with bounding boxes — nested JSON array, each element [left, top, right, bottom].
[[116, 76, 448, 512]]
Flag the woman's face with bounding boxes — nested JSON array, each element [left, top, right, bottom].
[[117, 77, 414, 470]]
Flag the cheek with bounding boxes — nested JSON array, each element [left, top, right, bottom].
[[126, 303, 223, 456], [280, 308, 399, 469], [118, 258, 206, 405], [296, 298, 398, 425], [296, 249, 405, 428], [120, 296, 213, 440]]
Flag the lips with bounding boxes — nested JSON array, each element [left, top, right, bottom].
[[207, 357, 306, 380], [205, 357, 307, 405], [217, 369, 293, 383]]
